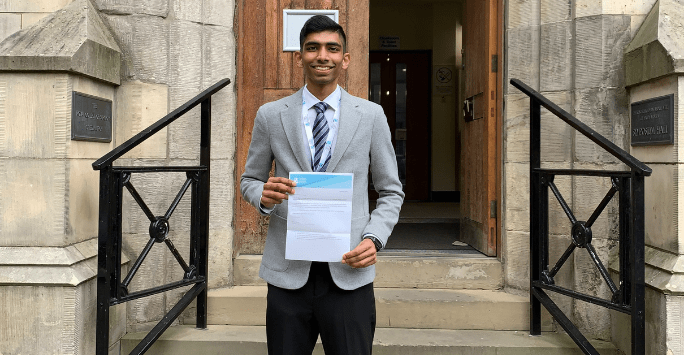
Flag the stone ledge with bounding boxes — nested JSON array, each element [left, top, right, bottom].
[[624, 0, 684, 87], [0, 0, 121, 85], [611, 245, 684, 295], [0, 237, 129, 286]]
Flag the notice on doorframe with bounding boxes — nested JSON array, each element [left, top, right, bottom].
[[379, 36, 400, 49]]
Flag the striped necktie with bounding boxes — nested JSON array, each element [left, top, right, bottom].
[[312, 102, 331, 172]]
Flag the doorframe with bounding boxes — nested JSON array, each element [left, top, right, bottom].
[[495, 0, 504, 259], [369, 49, 433, 202]]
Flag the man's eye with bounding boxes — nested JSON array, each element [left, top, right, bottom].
[[306, 46, 317, 51], [329, 47, 339, 51]]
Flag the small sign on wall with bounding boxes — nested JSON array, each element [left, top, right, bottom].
[[433, 65, 456, 96], [379, 36, 400, 50], [283, 9, 339, 51], [630, 94, 674, 146], [71, 92, 112, 142]]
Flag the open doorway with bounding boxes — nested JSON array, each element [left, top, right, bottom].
[[369, 0, 501, 255]]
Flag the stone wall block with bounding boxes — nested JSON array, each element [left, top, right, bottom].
[[0, 0, 73, 12], [572, 237, 618, 340], [203, 25, 236, 160], [0, 13, 21, 43], [168, 20, 203, 160], [209, 158, 234, 231], [67, 159, 101, 245], [576, 0, 657, 18], [115, 81, 169, 160], [208, 230, 233, 288], [574, 88, 629, 164], [204, 0, 234, 27], [575, 15, 631, 89], [641, 164, 678, 253], [0, 74, 69, 159], [539, 91, 573, 162], [0, 159, 66, 247], [503, 162, 530, 233], [503, 230, 531, 291], [540, 22, 572, 92], [503, 94, 530, 163], [202, 23, 234, 85], [0, 282, 110, 355], [507, 0, 540, 29], [103, 14, 169, 83], [172, 0, 201, 23], [94, 0, 168, 17], [540, 0, 571, 24], [506, 26, 540, 93]]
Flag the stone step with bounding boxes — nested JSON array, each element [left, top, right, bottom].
[[183, 286, 546, 331], [121, 325, 619, 355], [234, 252, 503, 290]]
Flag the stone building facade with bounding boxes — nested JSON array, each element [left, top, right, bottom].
[[0, 0, 682, 354]]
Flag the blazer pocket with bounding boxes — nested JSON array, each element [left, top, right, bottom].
[[262, 213, 289, 272]]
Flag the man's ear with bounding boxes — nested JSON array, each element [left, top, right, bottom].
[[295, 51, 303, 68], [342, 53, 350, 70]]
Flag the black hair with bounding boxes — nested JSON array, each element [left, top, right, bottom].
[[299, 15, 347, 52]]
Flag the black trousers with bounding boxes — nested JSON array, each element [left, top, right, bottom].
[[266, 262, 376, 355]]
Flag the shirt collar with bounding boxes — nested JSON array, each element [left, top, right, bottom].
[[303, 85, 341, 112]]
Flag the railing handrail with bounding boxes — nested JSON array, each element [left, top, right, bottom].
[[93, 78, 231, 170], [510, 79, 651, 176]]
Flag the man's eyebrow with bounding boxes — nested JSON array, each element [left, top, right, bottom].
[[304, 41, 342, 47]]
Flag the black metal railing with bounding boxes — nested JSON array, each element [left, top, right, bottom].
[[511, 79, 649, 355], [93, 78, 231, 355]]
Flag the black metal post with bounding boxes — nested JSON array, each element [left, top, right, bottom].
[[96, 167, 113, 355], [530, 98, 542, 335], [631, 174, 646, 355], [618, 177, 631, 306], [196, 97, 211, 329]]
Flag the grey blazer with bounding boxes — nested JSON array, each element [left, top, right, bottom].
[[240, 88, 404, 290]]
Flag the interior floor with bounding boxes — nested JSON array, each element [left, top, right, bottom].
[[372, 202, 481, 255]]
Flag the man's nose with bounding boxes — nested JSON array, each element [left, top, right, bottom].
[[316, 49, 329, 61]]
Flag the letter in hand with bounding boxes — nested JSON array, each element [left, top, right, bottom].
[[260, 177, 296, 209], [342, 239, 377, 268]]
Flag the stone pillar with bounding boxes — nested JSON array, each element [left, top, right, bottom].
[[0, 0, 126, 353], [618, 1, 684, 354]]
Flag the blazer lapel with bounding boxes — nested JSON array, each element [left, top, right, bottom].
[[280, 89, 311, 172], [327, 89, 362, 172]]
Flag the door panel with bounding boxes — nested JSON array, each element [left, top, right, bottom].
[[370, 51, 430, 201], [461, 0, 498, 256]]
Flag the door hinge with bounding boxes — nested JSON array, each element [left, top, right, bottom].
[[491, 55, 498, 73], [490, 200, 497, 219]]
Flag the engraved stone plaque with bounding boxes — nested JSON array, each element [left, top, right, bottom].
[[71, 92, 112, 142], [631, 94, 674, 146]]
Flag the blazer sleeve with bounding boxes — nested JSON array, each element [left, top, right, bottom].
[[363, 104, 405, 245], [240, 107, 274, 215]]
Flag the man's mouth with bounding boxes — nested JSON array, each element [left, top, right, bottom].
[[313, 66, 334, 71]]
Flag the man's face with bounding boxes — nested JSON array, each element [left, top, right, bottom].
[[296, 31, 350, 90]]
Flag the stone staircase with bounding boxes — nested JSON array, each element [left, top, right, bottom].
[[122, 252, 619, 354]]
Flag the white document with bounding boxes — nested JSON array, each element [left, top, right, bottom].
[[286, 172, 353, 262]]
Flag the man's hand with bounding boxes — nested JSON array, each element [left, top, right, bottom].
[[261, 177, 296, 209], [342, 239, 377, 268]]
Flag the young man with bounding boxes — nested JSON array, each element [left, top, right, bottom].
[[240, 15, 404, 354]]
